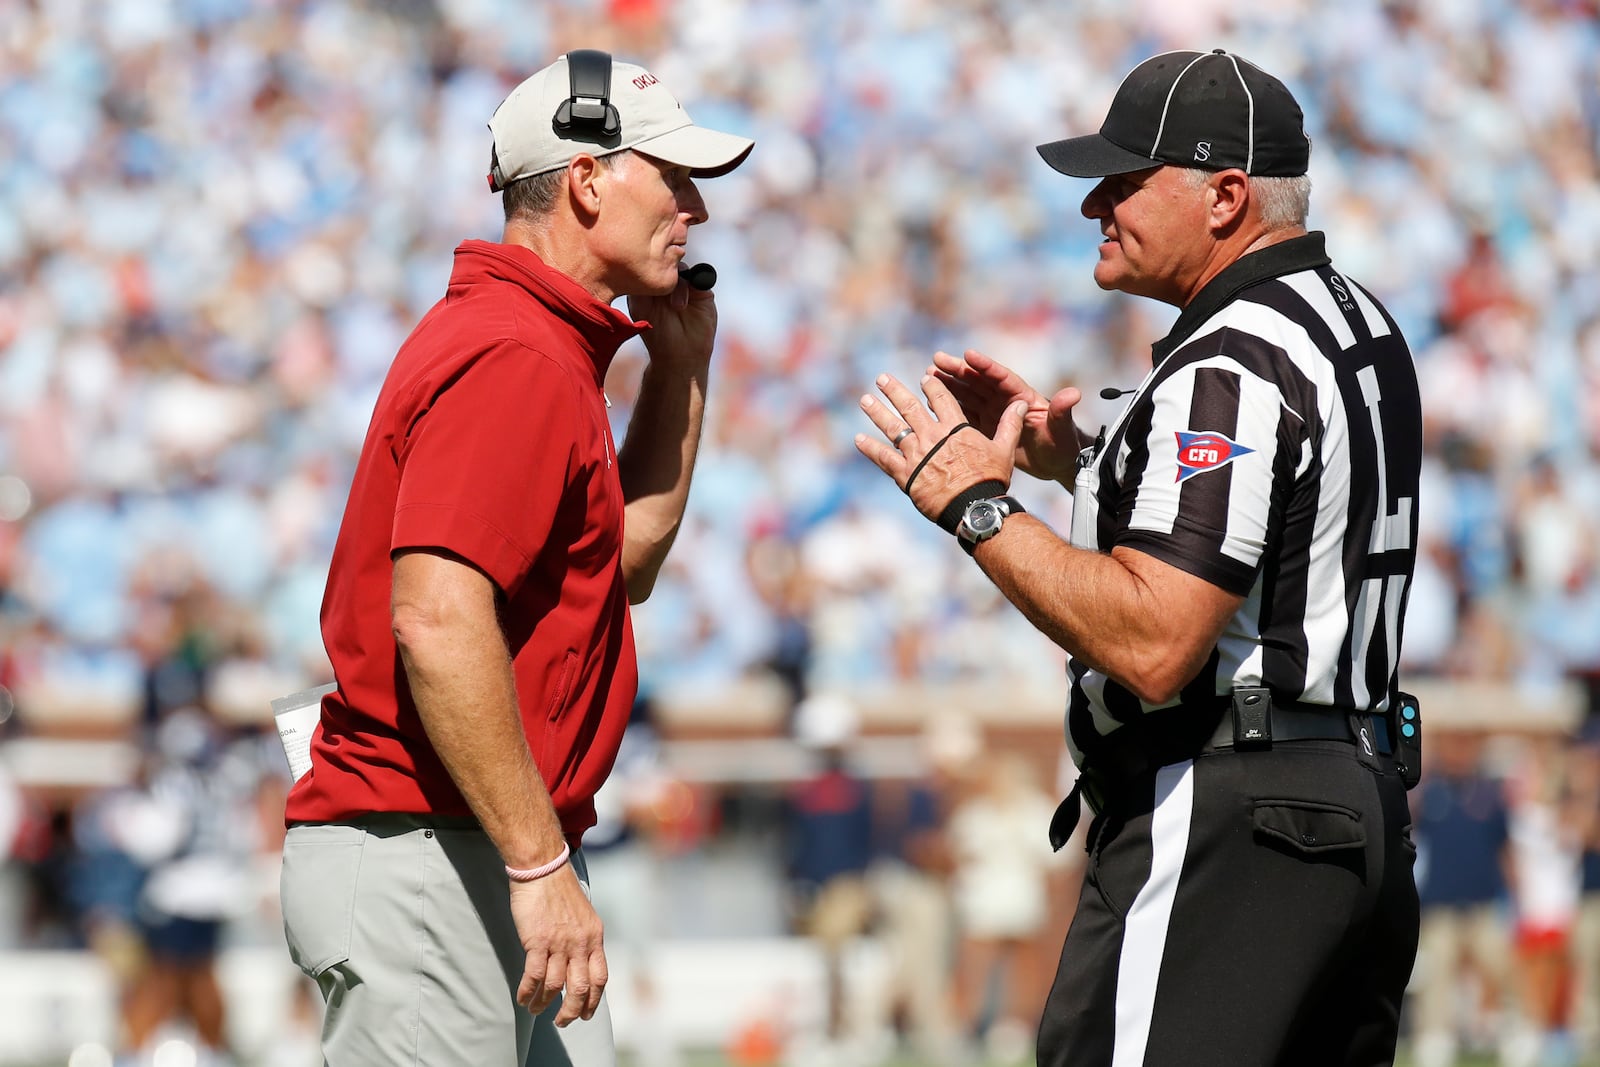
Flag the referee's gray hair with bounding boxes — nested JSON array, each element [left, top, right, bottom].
[[1178, 167, 1311, 229]]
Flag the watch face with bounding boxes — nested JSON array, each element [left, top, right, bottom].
[[966, 499, 1003, 537]]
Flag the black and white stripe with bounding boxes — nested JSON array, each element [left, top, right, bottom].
[[1112, 760, 1195, 1067], [1065, 259, 1421, 765]]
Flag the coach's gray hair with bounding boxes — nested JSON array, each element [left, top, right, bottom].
[[500, 151, 625, 223], [1179, 167, 1311, 229]]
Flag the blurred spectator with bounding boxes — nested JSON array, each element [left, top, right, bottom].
[[784, 693, 874, 1051], [945, 748, 1065, 1063], [867, 711, 974, 1064], [0, 758, 48, 951], [1570, 730, 1600, 1064], [585, 693, 681, 1067], [1440, 230, 1520, 336], [65, 774, 158, 1053], [586, 695, 671, 964], [1505, 735, 1585, 1067], [57, 706, 267, 1065], [123, 708, 261, 1065], [1410, 731, 1519, 1067], [745, 530, 815, 713]]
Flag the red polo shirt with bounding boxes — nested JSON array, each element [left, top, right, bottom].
[[286, 240, 644, 843]]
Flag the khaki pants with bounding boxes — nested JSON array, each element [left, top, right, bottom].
[[281, 819, 613, 1067], [805, 874, 874, 951], [873, 861, 956, 1056], [1572, 893, 1600, 1056], [1411, 901, 1517, 1061]]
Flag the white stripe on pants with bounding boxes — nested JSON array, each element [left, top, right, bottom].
[[1113, 761, 1195, 1067]]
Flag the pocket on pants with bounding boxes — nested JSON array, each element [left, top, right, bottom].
[[281, 825, 365, 977], [1252, 798, 1365, 857]]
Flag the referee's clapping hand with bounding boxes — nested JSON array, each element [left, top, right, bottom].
[[855, 369, 1025, 523], [932, 348, 1086, 486]]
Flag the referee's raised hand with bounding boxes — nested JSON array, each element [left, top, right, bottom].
[[932, 348, 1086, 486], [855, 370, 1026, 523]]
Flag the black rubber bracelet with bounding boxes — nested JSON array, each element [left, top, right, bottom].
[[937, 480, 1008, 535], [904, 422, 972, 496]]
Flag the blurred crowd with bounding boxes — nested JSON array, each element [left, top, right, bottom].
[[1, 0, 1600, 1063], [4, 0, 1599, 712]]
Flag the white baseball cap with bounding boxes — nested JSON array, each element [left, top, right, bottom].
[[488, 50, 755, 190]]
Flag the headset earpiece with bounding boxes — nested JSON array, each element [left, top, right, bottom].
[[553, 49, 621, 143]]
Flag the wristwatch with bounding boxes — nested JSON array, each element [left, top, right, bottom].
[[955, 496, 1025, 556]]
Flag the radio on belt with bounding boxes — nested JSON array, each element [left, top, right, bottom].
[[1393, 691, 1422, 790]]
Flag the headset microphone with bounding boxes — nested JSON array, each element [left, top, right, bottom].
[[678, 262, 717, 291], [1100, 387, 1135, 400]]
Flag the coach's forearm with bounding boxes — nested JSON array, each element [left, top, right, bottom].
[[618, 359, 709, 602], [392, 552, 567, 869]]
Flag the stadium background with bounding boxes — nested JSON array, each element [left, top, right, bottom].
[[1, 0, 1598, 1064]]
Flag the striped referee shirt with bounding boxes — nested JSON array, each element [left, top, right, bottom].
[[1065, 232, 1421, 767]]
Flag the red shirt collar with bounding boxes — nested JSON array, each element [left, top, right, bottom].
[[450, 240, 646, 374]]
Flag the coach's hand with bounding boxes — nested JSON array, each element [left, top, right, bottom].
[[510, 866, 607, 1026], [856, 371, 1025, 524], [629, 279, 717, 372]]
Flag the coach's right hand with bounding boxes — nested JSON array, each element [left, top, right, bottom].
[[510, 866, 607, 1026], [932, 348, 1085, 486]]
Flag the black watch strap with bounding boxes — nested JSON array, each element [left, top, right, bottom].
[[956, 495, 1026, 556], [936, 479, 1007, 534]]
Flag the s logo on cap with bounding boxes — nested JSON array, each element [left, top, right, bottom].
[[1194, 141, 1212, 162]]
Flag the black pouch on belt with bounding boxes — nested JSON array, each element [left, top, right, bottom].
[[1048, 777, 1085, 852], [1048, 762, 1118, 851], [1232, 685, 1273, 749]]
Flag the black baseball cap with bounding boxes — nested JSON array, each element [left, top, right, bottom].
[[1038, 49, 1310, 178]]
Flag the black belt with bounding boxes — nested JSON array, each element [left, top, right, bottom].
[[1048, 701, 1391, 852], [1204, 701, 1393, 756]]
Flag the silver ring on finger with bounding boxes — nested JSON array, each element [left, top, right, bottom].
[[891, 427, 915, 447]]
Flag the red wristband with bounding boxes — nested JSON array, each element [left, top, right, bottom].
[[505, 843, 571, 883]]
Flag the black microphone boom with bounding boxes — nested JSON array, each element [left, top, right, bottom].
[[678, 262, 717, 291], [1099, 386, 1135, 400]]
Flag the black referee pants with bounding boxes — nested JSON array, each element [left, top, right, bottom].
[[1037, 740, 1419, 1067]]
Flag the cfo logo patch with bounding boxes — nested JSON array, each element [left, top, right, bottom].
[[1174, 430, 1255, 482]]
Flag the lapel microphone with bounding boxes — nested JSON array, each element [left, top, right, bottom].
[[678, 263, 717, 291], [1100, 387, 1135, 400]]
